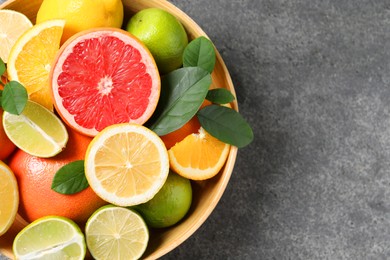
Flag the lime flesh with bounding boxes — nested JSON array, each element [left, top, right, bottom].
[[13, 216, 86, 260], [85, 205, 149, 260], [2, 100, 68, 158]]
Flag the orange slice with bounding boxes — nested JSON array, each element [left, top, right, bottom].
[[0, 10, 32, 63], [84, 123, 169, 207], [0, 160, 19, 236], [168, 127, 230, 180], [7, 19, 65, 110]]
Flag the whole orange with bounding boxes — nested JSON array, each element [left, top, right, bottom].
[[8, 127, 107, 226], [0, 108, 16, 161]]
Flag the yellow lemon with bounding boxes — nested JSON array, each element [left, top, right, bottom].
[[36, 0, 124, 43]]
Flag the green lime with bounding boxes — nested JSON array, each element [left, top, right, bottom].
[[126, 8, 188, 74], [13, 216, 86, 259], [132, 171, 192, 228], [85, 205, 149, 260], [3, 100, 68, 158]]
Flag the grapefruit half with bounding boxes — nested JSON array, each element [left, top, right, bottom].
[[50, 28, 160, 136]]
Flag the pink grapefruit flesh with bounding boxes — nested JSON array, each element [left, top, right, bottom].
[[51, 28, 160, 136]]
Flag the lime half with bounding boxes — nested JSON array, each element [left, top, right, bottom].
[[13, 216, 86, 259], [85, 205, 149, 260], [2, 100, 68, 158]]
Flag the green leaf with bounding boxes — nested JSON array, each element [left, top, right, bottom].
[[206, 88, 235, 104], [0, 58, 5, 76], [149, 67, 212, 136], [197, 105, 254, 148], [1, 81, 28, 115], [183, 36, 216, 73], [51, 160, 89, 195]]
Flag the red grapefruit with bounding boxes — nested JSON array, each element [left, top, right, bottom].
[[50, 28, 160, 136]]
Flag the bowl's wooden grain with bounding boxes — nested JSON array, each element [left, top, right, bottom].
[[0, 0, 238, 259]]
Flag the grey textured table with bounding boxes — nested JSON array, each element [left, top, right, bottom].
[[2, 0, 390, 259]]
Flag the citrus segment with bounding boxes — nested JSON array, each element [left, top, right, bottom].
[[51, 28, 160, 136], [168, 127, 230, 180], [85, 123, 169, 206], [0, 161, 19, 236], [3, 100, 68, 158], [7, 19, 65, 110], [13, 216, 86, 260], [0, 9, 33, 63], [85, 205, 149, 260]]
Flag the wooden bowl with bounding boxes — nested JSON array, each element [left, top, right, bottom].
[[0, 0, 238, 259]]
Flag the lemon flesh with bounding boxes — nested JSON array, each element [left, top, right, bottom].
[[85, 123, 169, 206]]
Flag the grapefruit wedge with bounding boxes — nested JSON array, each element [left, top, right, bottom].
[[50, 28, 160, 136]]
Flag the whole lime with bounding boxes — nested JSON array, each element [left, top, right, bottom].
[[132, 171, 192, 228], [126, 8, 188, 74]]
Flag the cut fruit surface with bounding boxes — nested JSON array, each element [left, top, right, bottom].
[[6, 19, 65, 110], [3, 100, 68, 158], [168, 127, 230, 180], [85, 123, 169, 206], [0, 9, 33, 63], [0, 161, 19, 236], [51, 28, 160, 136], [13, 216, 86, 260], [85, 205, 149, 260]]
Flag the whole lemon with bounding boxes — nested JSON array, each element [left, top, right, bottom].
[[36, 0, 123, 43], [132, 171, 192, 228], [126, 8, 188, 74]]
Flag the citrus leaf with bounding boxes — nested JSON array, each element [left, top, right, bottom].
[[1, 81, 28, 115], [197, 105, 254, 148], [51, 160, 89, 195], [0, 58, 5, 76], [183, 36, 216, 73], [149, 67, 211, 136], [206, 88, 235, 104]]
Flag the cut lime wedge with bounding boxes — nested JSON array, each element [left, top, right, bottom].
[[13, 216, 86, 259], [85, 205, 149, 260], [2, 100, 68, 158]]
